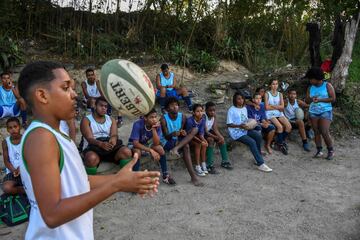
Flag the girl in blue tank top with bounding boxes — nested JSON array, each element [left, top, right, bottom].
[[305, 67, 336, 160]]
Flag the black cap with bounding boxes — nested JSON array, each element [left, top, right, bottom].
[[304, 67, 324, 80]]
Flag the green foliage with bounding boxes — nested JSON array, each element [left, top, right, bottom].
[[337, 82, 360, 128], [0, 36, 23, 72], [218, 37, 241, 60], [190, 50, 219, 73], [170, 42, 191, 66], [349, 37, 360, 82]]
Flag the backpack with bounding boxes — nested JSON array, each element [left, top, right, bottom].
[[0, 193, 30, 226]]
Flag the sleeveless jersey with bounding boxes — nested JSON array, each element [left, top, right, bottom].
[[83, 114, 112, 150], [265, 91, 284, 119], [284, 99, 299, 120], [59, 120, 69, 136], [205, 114, 215, 132], [5, 136, 21, 174], [309, 81, 332, 114], [0, 86, 16, 106], [159, 72, 174, 91], [164, 112, 182, 140], [84, 80, 101, 98], [20, 121, 93, 240]]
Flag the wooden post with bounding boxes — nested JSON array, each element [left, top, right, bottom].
[[331, 10, 360, 93]]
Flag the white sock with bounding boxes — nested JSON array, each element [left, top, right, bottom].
[[201, 162, 207, 170], [195, 165, 201, 170]]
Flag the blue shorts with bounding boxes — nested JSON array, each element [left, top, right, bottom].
[[309, 111, 333, 121], [163, 139, 177, 151], [156, 89, 179, 99], [254, 124, 275, 134], [0, 103, 20, 118]]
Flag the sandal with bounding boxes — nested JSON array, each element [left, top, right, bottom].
[[221, 162, 233, 170], [162, 175, 176, 185]]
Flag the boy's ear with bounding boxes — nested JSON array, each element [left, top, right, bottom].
[[34, 87, 50, 105]]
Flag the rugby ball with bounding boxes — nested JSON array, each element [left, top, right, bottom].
[[295, 108, 304, 120], [99, 59, 155, 118], [244, 118, 258, 130]]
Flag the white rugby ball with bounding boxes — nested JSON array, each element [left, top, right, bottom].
[[244, 118, 258, 130], [99, 59, 155, 118], [295, 108, 304, 120]]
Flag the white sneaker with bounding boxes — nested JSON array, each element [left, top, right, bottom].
[[258, 164, 272, 172], [195, 166, 206, 177], [201, 164, 209, 174]]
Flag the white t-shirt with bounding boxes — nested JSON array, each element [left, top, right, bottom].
[[227, 106, 248, 140], [5, 136, 21, 174]]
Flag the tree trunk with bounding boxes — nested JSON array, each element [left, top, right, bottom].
[[331, 10, 360, 93], [331, 16, 345, 70], [306, 22, 322, 67]]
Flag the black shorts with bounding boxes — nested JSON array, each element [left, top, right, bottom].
[[3, 173, 23, 186], [82, 137, 124, 162]]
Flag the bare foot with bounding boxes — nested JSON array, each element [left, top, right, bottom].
[[261, 151, 267, 156], [191, 178, 204, 187], [265, 145, 272, 154]]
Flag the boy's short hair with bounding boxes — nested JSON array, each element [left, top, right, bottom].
[[144, 108, 157, 117], [18, 61, 64, 107], [255, 87, 264, 92], [6, 117, 20, 126], [232, 92, 244, 106], [287, 88, 297, 94], [165, 97, 179, 109], [95, 96, 108, 106], [304, 67, 324, 80], [85, 68, 94, 74], [192, 104, 203, 112], [253, 92, 261, 99], [0, 72, 11, 78], [160, 64, 169, 71], [205, 101, 215, 110]]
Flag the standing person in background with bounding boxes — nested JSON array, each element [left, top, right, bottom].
[[305, 67, 336, 160]]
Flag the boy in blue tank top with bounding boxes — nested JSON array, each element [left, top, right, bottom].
[[2, 117, 25, 195], [18, 61, 160, 239], [155, 63, 193, 112], [0, 72, 27, 126], [305, 67, 336, 160], [160, 97, 203, 186]]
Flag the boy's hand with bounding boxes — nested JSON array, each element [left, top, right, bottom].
[[261, 121, 269, 128], [99, 141, 113, 151], [152, 122, 160, 129], [179, 130, 187, 136], [201, 140, 208, 147], [218, 135, 225, 144], [114, 153, 160, 195], [171, 131, 180, 137], [13, 168, 20, 177], [108, 137, 117, 147], [149, 149, 160, 161]]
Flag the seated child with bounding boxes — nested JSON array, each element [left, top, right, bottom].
[[227, 92, 272, 172], [80, 97, 132, 175], [185, 104, 208, 177], [129, 108, 176, 185], [247, 93, 276, 154], [204, 101, 232, 172], [284, 89, 311, 152], [264, 79, 292, 155], [160, 97, 203, 186], [18, 61, 160, 239], [2, 117, 25, 195], [0, 72, 27, 126]]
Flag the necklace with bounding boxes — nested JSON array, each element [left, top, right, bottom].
[[145, 125, 152, 131]]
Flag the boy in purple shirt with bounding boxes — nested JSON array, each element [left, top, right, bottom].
[[185, 104, 208, 177], [128, 108, 175, 185], [247, 93, 275, 154]]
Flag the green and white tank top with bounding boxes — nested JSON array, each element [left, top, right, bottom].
[[83, 114, 112, 150], [5, 136, 21, 174], [20, 121, 93, 240]]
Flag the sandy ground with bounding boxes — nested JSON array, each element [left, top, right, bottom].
[[1, 62, 360, 239]]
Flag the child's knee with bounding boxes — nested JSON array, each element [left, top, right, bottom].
[[120, 147, 132, 158], [276, 125, 283, 133], [207, 137, 214, 145], [152, 145, 165, 155], [84, 152, 100, 167], [2, 182, 15, 194]]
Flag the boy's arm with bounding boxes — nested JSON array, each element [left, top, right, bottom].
[[155, 74, 162, 89], [298, 99, 309, 109], [212, 118, 224, 140], [160, 117, 172, 140], [24, 129, 160, 228], [81, 82, 90, 99], [151, 126, 160, 146], [278, 93, 285, 111], [96, 80, 105, 97], [169, 75, 176, 88], [2, 140, 16, 172], [109, 117, 118, 145], [66, 119, 77, 143]]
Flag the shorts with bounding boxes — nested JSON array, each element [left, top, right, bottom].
[[254, 124, 275, 134], [82, 138, 124, 162], [309, 111, 333, 121], [3, 173, 23, 186], [0, 103, 20, 118], [156, 89, 179, 99]]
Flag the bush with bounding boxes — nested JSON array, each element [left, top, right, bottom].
[[190, 50, 218, 73], [0, 36, 23, 72], [349, 36, 360, 82]]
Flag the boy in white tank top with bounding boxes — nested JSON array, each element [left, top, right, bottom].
[[17, 61, 160, 240], [80, 97, 132, 175], [2, 117, 25, 195]]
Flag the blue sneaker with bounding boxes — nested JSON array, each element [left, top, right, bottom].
[[303, 142, 311, 152]]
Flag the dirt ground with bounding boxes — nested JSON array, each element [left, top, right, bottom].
[[1, 62, 360, 239]]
